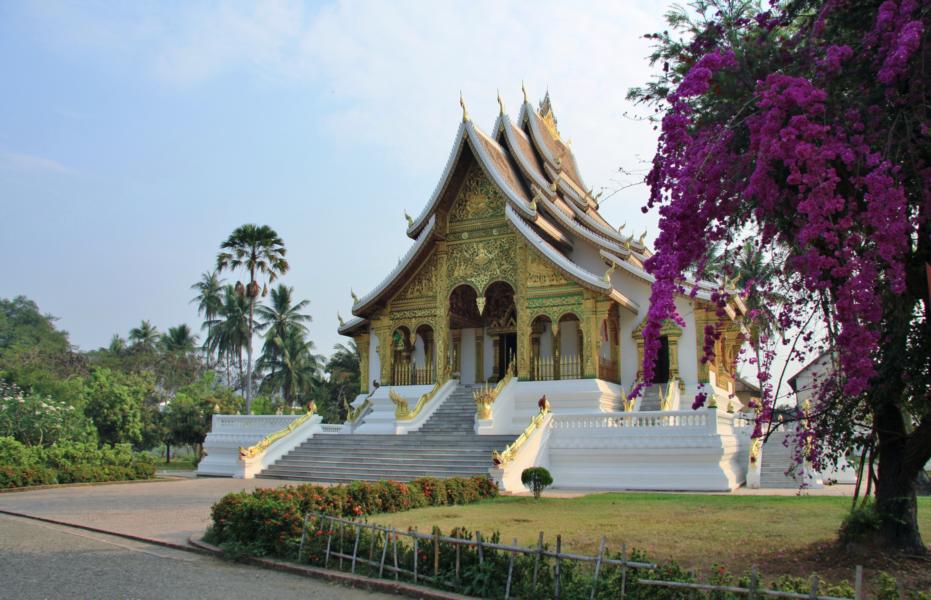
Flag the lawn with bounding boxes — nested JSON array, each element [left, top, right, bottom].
[[371, 492, 931, 589]]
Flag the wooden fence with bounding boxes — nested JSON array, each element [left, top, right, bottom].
[[294, 513, 879, 600]]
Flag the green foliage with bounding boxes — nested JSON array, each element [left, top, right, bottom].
[[839, 500, 882, 544], [521, 467, 554, 499], [209, 476, 498, 556], [322, 342, 360, 423], [84, 368, 146, 446], [0, 436, 155, 488], [0, 382, 96, 446]]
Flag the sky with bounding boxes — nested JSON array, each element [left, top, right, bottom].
[[0, 0, 670, 359]]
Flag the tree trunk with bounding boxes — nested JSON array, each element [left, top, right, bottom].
[[165, 442, 171, 464], [245, 262, 256, 414], [874, 401, 927, 554]]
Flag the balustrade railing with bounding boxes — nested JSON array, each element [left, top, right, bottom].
[[529, 354, 581, 381], [391, 361, 434, 386], [550, 410, 712, 431]]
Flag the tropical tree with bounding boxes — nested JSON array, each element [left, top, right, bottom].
[[256, 284, 312, 342], [107, 334, 127, 355], [324, 342, 360, 422], [216, 224, 289, 413], [161, 324, 198, 355], [128, 320, 160, 352], [630, 0, 930, 551], [257, 328, 321, 409], [190, 271, 224, 367], [205, 286, 250, 391]]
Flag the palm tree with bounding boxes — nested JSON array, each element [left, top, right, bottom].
[[161, 324, 199, 355], [257, 328, 322, 408], [128, 320, 160, 352], [107, 334, 127, 355], [191, 271, 224, 367], [216, 224, 289, 413], [326, 342, 361, 422], [257, 284, 312, 349], [205, 286, 250, 391]]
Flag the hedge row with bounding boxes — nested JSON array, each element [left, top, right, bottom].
[[0, 436, 156, 489], [209, 476, 498, 556]]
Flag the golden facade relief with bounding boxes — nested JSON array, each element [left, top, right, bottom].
[[395, 253, 437, 301], [527, 250, 568, 287], [448, 164, 506, 224]]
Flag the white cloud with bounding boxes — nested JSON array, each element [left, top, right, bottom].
[[0, 150, 77, 175]]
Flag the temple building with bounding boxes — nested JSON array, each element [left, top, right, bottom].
[[201, 89, 755, 491], [337, 89, 746, 404]]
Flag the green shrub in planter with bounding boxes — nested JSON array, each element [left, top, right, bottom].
[[521, 467, 553, 499]]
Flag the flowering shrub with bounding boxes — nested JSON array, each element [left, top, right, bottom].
[[630, 0, 930, 550], [209, 476, 497, 556], [0, 436, 156, 488], [0, 382, 95, 447]]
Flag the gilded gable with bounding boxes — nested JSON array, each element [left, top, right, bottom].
[[527, 250, 568, 287], [395, 253, 437, 302], [448, 164, 505, 225]]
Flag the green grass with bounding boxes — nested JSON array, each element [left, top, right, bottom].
[[371, 492, 931, 584]]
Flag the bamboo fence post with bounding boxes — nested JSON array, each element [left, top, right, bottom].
[[351, 526, 361, 574], [505, 538, 517, 600], [455, 542, 461, 579], [369, 525, 377, 563], [854, 565, 863, 600], [324, 517, 333, 568], [532, 531, 544, 591], [338, 523, 344, 569], [620, 543, 628, 600], [379, 528, 389, 578], [476, 531, 484, 565], [413, 533, 419, 583], [590, 536, 606, 600], [392, 530, 400, 581], [809, 574, 819, 599], [554, 534, 562, 600], [434, 528, 440, 579], [297, 513, 309, 562], [749, 566, 759, 600]]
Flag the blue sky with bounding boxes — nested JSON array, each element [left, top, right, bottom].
[[0, 1, 668, 358]]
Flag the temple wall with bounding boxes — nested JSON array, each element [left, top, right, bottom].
[[368, 333, 380, 388]]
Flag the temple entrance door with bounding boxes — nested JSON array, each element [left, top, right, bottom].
[[499, 333, 517, 376], [653, 335, 670, 383]]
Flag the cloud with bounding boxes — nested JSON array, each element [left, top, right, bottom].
[[0, 150, 78, 175], [20, 0, 667, 205]]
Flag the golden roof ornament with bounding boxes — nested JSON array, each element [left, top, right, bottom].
[[530, 188, 541, 210], [603, 261, 616, 284], [548, 172, 561, 194], [618, 222, 626, 234], [351, 289, 359, 304], [639, 230, 648, 245], [404, 210, 413, 227], [497, 89, 506, 116], [337, 312, 345, 327], [521, 81, 528, 103], [460, 92, 470, 123]]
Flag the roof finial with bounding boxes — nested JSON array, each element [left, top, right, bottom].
[[618, 222, 626, 234], [337, 312, 345, 327], [497, 89, 506, 116], [460, 91, 470, 123], [639, 230, 648, 245], [404, 210, 413, 227], [522, 81, 528, 103], [351, 289, 359, 304], [603, 261, 616, 284]]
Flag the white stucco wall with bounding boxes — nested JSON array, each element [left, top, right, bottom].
[[559, 319, 580, 357], [413, 334, 426, 368]]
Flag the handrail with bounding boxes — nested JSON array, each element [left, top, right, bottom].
[[348, 398, 372, 424], [474, 361, 514, 419], [659, 377, 678, 411], [491, 399, 550, 465], [390, 380, 443, 420], [238, 404, 316, 460]]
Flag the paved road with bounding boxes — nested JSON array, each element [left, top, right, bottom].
[[0, 514, 393, 600], [0, 476, 298, 546]]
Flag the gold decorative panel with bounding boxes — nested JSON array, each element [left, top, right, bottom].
[[527, 250, 568, 287], [448, 164, 505, 224], [447, 235, 518, 294], [396, 253, 437, 301]]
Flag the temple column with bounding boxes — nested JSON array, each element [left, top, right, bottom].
[[553, 322, 561, 380], [582, 294, 598, 379], [516, 244, 531, 379], [475, 329, 484, 383], [357, 332, 370, 393], [434, 243, 449, 382]]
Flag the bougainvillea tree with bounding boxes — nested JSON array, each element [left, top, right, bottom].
[[630, 0, 930, 552]]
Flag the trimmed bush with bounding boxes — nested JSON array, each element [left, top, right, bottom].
[[521, 466, 554, 499], [0, 436, 156, 489], [209, 476, 498, 556]]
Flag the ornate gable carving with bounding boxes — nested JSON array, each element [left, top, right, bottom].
[[527, 250, 568, 288], [448, 164, 505, 224], [396, 253, 437, 301], [447, 235, 517, 294]]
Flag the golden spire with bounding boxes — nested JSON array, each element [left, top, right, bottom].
[[351, 289, 359, 304], [639, 230, 648, 245], [460, 91, 470, 123], [521, 81, 528, 103], [497, 89, 505, 115], [404, 210, 413, 227]]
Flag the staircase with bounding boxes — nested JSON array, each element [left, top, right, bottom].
[[258, 384, 515, 483], [759, 431, 803, 488], [638, 385, 663, 411]]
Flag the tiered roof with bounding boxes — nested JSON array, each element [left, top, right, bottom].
[[340, 89, 725, 337]]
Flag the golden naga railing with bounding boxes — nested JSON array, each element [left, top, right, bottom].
[[658, 377, 678, 411], [474, 361, 515, 420], [389, 364, 451, 421], [492, 397, 550, 466], [238, 403, 316, 460], [348, 398, 372, 424]]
